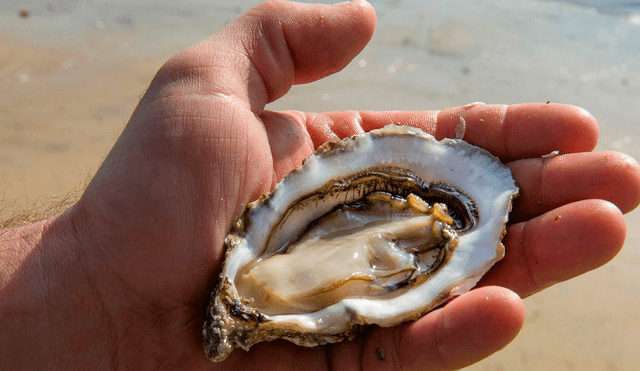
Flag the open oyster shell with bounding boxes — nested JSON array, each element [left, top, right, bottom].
[[203, 124, 518, 362]]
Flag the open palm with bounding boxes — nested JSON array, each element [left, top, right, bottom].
[[52, 1, 640, 370]]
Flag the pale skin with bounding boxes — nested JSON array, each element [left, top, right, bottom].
[[1, 0, 640, 370]]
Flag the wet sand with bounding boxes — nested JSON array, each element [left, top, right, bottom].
[[0, 39, 162, 209], [1, 0, 639, 369]]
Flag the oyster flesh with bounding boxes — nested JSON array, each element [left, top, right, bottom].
[[203, 124, 518, 362]]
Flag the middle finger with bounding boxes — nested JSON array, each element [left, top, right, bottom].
[[508, 150, 640, 223]]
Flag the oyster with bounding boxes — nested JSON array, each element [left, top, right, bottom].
[[203, 124, 518, 362]]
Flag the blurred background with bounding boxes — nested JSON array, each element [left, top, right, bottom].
[[1, 0, 638, 369]]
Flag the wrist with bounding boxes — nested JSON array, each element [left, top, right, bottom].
[[0, 212, 112, 370]]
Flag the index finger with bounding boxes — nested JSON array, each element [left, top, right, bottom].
[[300, 102, 599, 161]]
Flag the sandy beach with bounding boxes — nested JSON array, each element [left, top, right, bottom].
[[1, 0, 639, 369]]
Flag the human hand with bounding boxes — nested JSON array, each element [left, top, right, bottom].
[[2, 0, 639, 370]]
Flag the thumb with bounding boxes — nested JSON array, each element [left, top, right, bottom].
[[147, 0, 377, 112]]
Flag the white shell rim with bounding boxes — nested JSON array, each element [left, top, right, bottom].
[[204, 124, 519, 361]]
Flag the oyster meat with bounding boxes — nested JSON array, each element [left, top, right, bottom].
[[203, 124, 518, 362]]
